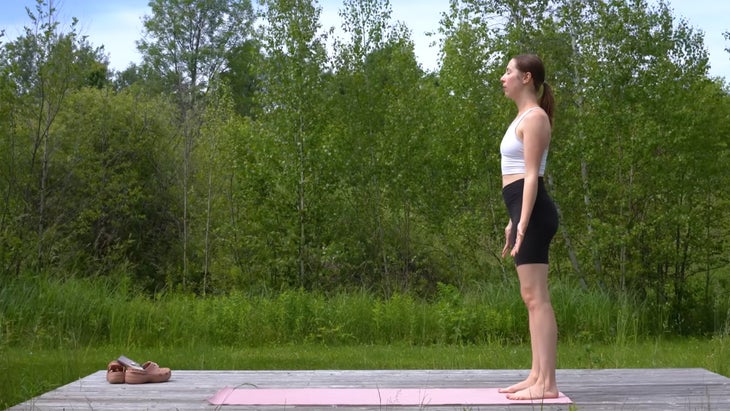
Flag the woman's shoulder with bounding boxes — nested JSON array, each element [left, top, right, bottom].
[[517, 108, 551, 142], [521, 107, 550, 129], [525, 106, 548, 120]]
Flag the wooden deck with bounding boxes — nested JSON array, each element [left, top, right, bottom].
[[6, 368, 730, 410]]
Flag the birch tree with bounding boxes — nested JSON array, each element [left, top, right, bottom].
[[256, 0, 329, 287], [138, 0, 255, 288]]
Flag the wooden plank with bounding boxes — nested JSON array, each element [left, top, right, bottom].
[[6, 368, 730, 410]]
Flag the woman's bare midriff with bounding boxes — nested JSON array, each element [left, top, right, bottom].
[[502, 173, 525, 188]]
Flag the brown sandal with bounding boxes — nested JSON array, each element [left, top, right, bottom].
[[125, 361, 172, 384], [106, 360, 125, 384]]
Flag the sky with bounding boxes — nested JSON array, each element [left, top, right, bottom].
[[1, 0, 728, 80]]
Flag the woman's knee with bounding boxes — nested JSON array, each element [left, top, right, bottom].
[[520, 286, 548, 308]]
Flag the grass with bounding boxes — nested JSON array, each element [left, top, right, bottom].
[[1, 338, 729, 409], [1, 274, 729, 408], [5, 275, 722, 349]]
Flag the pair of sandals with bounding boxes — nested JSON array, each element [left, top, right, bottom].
[[106, 355, 171, 384]]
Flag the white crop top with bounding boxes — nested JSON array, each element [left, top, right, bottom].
[[500, 107, 548, 176]]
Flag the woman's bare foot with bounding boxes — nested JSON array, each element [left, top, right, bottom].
[[497, 377, 536, 393], [505, 384, 559, 400]]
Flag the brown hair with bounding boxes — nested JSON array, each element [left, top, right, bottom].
[[513, 54, 555, 126]]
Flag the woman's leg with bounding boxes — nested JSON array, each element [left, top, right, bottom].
[[503, 263, 559, 400]]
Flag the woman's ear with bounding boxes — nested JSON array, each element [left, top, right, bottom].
[[522, 71, 533, 84]]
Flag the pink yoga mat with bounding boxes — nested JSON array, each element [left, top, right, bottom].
[[208, 387, 572, 406]]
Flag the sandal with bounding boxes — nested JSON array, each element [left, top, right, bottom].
[[125, 361, 172, 384], [106, 360, 125, 384]]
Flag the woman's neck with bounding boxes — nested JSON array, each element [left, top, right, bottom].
[[515, 96, 540, 114]]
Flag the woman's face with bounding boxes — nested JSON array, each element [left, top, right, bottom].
[[500, 59, 526, 99]]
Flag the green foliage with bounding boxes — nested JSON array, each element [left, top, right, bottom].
[[541, 0, 730, 334], [0, 0, 729, 336], [138, 0, 255, 97], [220, 39, 261, 117], [0, 0, 110, 275], [52, 88, 180, 286]]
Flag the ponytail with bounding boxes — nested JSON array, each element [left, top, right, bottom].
[[540, 81, 555, 127]]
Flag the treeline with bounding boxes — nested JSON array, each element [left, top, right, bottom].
[[1, 0, 729, 334]]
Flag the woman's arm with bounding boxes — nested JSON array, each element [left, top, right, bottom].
[[511, 110, 551, 257]]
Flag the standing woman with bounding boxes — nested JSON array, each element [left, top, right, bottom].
[[498, 54, 559, 400]]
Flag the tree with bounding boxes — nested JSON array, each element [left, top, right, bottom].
[[542, 0, 730, 333], [1, 0, 107, 272], [139, 0, 255, 103], [220, 40, 262, 118], [52, 88, 179, 288], [0, 30, 22, 276], [255, 0, 330, 288], [137, 0, 255, 288], [328, 0, 420, 290]]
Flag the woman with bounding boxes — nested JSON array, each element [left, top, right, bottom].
[[498, 54, 559, 400]]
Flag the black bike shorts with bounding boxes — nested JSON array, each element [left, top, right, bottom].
[[502, 177, 559, 266]]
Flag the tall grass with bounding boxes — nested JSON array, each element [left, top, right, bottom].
[[3, 274, 727, 350], [1, 275, 729, 409]]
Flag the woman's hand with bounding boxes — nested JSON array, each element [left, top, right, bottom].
[[502, 221, 513, 258], [510, 221, 527, 257]]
